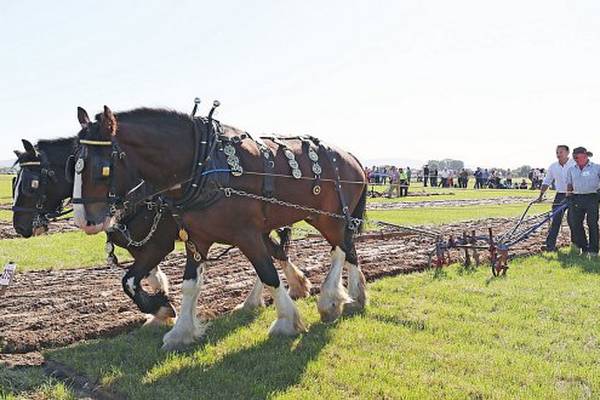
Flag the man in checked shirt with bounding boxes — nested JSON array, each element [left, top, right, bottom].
[[566, 147, 600, 258]]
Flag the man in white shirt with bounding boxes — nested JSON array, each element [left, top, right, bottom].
[[536, 145, 575, 251], [439, 168, 449, 187]]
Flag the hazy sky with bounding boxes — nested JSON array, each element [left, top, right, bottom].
[[1, 0, 599, 168]]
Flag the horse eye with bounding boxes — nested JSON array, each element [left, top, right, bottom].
[[31, 180, 39, 189]]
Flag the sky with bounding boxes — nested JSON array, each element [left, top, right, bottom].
[[1, 0, 599, 169]]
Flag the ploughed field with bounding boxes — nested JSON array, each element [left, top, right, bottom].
[[0, 216, 569, 367]]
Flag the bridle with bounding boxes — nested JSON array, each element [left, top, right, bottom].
[[71, 137, 128, 217], [12, 152, 70, 227]]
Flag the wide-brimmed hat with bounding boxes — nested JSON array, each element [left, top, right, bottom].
[[573, 146, 593, 157]]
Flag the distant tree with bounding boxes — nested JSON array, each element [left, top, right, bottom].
[[427, 159, 464, 170], [514, 165, 532, 178]]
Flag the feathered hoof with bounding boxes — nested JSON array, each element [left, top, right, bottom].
[[342, 299, 366, 315], [233, 299, 265, 312], [288, 283, 311, 300], [345, 291, 368, 312], [143, 304, 177, 327], [161, 321, 207, 351], [268, 316, 307, 336]]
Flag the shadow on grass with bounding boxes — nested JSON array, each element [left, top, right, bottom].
[[368, 313, 426, 331], [541, 250, 600, 274], [150, 319, 341, 399], [431, 267, 448, 280], [48, 307, 347, 400]]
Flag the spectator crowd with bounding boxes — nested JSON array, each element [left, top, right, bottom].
[[364, 165, 550, 197]]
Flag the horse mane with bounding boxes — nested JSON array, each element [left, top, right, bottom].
[[94, 108, 194, 126], [36, 137, 77, 166]]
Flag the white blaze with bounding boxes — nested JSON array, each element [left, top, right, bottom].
[[73, 171, 87, 228], [12, 170, 23, 207]]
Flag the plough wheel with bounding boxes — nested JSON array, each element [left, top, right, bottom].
[[491, 262, 508, 277], [491, 249, 509, 277]]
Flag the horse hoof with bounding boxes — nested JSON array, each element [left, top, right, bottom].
[[233, 301, 265, 313], [161, 334, 197, 351], [144, 304, 177, 327], [161, 322, 207, 351], [342, 300, 365, 315], [161, 340, 189, 352], [268, 317, 306, 336], [287, 286, 311, 300], [144, 315, 171, 327]]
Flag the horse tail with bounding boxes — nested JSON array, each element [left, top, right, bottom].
[[348, 152, 368, 234]]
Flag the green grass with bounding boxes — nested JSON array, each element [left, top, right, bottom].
[[0, 210, 12, 221], [0, 175, 14, 205], [366, 203, 548, 226], [0, 366, 75, 400], [369, 187, 541, 203], [0, 231, 133, 271], [46, 250, 600, 399]]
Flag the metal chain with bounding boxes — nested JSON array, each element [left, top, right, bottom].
[[110, 207, 164, 247], [221, 186, 363, 229]]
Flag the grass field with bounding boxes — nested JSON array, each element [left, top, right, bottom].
[[0, 367, 74, 400], [0, 210, 12, 221], [0, 231, 133, 271], [369, 187, 540, 203], [34, 250, 599, 399], [0, 175, 14, 205]]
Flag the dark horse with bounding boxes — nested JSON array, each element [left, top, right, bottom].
[[73, 105, 367, 350], [12, 137, 309, 328]]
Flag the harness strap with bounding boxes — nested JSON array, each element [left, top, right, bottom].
[[323, 146, 359, 232], [255, 137, 275, 198]]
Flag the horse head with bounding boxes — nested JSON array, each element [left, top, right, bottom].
[[73, 105, 124, 234], [12, 138, 70, 237]]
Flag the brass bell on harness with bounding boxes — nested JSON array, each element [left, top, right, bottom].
[[178, 228, 189, 242]]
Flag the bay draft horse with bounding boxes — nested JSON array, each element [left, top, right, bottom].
[[12, 137, 309, 327], [73, 105, 368, 350]]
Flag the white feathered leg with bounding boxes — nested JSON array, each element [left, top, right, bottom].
[[162, 264, 207, 350], [346, 261, 368, 311], [267, 284, 307, 335], [147, 266, 170, 294], [278, 259, 312, 299], [234, 277, 265, 311], [317, 246, 351, 323]]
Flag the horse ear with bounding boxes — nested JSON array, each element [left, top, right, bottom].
[[77, 106, 91, 129], [22, 139, 36, 155], [101, 105, 117, 136], [14, 150, 22, 158]]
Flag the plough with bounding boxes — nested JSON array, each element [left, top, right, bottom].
[[375, 199, 569, 277]]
